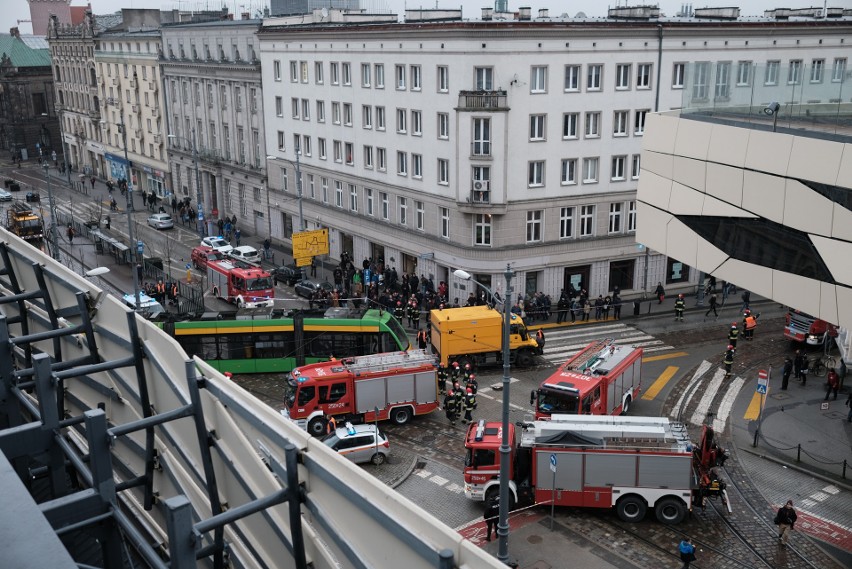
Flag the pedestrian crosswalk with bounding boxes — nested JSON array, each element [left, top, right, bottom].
[[541, 322, 676, 365], [670, 359, 746, 433]]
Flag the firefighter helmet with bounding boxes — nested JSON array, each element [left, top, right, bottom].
[[465, 363, 471, 370], [447, 389, 453, 396], [452, 361, 459, 367], [469, 374, 475, 380], [678, 293, 684, 299], [397, 301, 402, 306], [466, 387, 473, 394], [727, 345, 734, 350], [731, 323, 738, 328]]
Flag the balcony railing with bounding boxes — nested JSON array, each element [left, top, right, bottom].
[[471, 141, 492, 157], [458, 90, 508, 111]]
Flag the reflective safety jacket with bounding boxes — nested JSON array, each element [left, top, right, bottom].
[[724, 350, 735, 365]]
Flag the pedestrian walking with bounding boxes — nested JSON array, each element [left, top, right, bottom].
[[655, 282, 665, 304], [417, 328, 428, 350], [774, 500, 797, 546], [825, 368, 840, 400], [705, 293, 718, 319], [90, 176, 95, 189], [218, 218, 225, 235], [674, 294, 685, 321], [483, 495, 500, 542], [781, 357, 792, 390], [794, 350, 806, 382], [535, 328, 545, 354], [741, 290, 751, 311], [723, 345, 735, 378], [678, 538, 697, 569], [66, 223, 75, 243], [444, 390, 458, 426], [612, 293, 622, 320], [234, 227, 241, 246], [310, 257, 317, 277]]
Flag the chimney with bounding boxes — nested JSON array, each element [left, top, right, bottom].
[[482, 7, 493, 20], [538, 8, 549, 19], [518, 7, 532, 21], [10, 27, 20, 39], [241, 12, 250, 20]]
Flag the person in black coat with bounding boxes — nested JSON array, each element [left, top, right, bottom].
[[483, 495, 500, 542], [781, 357, 792, 390]]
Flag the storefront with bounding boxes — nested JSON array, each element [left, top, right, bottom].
[[105, 152, 133, 185]]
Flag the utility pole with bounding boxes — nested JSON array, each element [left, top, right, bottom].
[[42, 164, 60, 261]]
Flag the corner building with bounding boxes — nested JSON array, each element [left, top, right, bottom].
[[258, 7, 852, 301]]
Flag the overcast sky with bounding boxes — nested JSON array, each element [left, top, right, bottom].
[[3, 0, 847, 36]]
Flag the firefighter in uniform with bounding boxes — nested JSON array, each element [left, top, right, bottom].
[[728, 323, 740, 349], [444, 390, 458, 426], [436, 364, 448, 395], [674, 293, 685, 321], [462, 387, 477, 424], [450, 361, 461, 383], [155, 279, 166, 304], [724, 344, 735, 378], [393, 301, 405, 323], [453, 388, 464, 421], [417, 328, 428, 350], [465, 373, 478, 395], [406, 300, 417, 327], [744, 311, 759, 340], [463, 362, 474, 383], [411, 301, 420, 329], [535, 328, 546, 355]]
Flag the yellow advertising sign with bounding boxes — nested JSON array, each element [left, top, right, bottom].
[[293, 228, 329, 259], [295, 256, 312, 267]]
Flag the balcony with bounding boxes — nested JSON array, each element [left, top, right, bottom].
[[457, 90, 508, 112], [470, 141, 492, 159], [88, 108, 101, 120], [111, 78, 119, 86], [130, 78, 137, 89], [457, 181, 507, 214], [131, 104, 140, 114], [153, 134, 161, 144], [149, 81, 158, 92], [150, 107, 159, 118], [134, 129, 142, 138]]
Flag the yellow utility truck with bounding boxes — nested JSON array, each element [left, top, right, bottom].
[[7, 202, 44, 242]]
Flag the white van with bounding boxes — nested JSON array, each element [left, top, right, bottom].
[[123, 293, 166, 319]]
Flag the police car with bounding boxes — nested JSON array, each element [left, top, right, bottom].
[[123, 292, 165, 319], [321, 423, 389, 465]]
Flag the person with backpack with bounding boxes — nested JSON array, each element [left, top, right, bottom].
[[774, 500, 798, 546], [678, 538, 697, 568]]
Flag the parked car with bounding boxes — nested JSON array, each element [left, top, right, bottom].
[[321, 423, 389, 465], [25, 192, 40, 203], [147, 213, 174, 230], [123, 292, 165, 320], [294, 279, 334, 299], [271, 263, 300, 286], [191, 246, 224, 269], [0, 188, 12, 201], [201, 236, 233, 254], [228, 245, 261, 265]]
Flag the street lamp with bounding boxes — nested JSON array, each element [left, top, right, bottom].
[[453, 264, 514, 565], [42, 163, 61, 262], [763, 101, 781, 132], [167, 131, 204, 236], [267, 151, 306, 278]]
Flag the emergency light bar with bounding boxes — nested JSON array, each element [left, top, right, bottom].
[[474, 419, 486, 442], [542, 382, 580, 394]]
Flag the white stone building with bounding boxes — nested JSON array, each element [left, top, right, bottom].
[[258, 6, 852, 301], [161, 19, 267, 237]]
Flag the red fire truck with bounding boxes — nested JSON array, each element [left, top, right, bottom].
[[281, 350, 439, 436], [530, 340, 642, 419], [784, 309, 837, 346], [463, 415, 727, 524], [207, 259, 274, 308]]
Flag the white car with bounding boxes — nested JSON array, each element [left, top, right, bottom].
[[0, 188, 12, 201], [201, 236, 233, 254], [147, 213, 174, 229], [322, 423, 389, 465], [228, 245, 260, 265]]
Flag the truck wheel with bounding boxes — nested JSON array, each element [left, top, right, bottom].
[[307, 417, 327, 437], [655, 497, 687, 525], [371, 453, 386, 465], [616, 495, 647, 523], [621, 395, 632, 415], [516, 349, 534, 367], [390, 407, 412, 425]]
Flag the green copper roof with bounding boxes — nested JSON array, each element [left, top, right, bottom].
[[0, 35, 52, 68]]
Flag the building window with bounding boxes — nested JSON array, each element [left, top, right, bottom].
[[321, 177, 328, 204], [273, 60, 281, 81], [397, 151, 407, 175], [334, 180, 343, 207], [438, 158, 449, 185], [316, 100, 325, 122], [583, 157, 599, 183], [765, 61, 779, 85], [631, 154, 641, 179], [412, 153, 422, 178], [395, 64, 406, 89], [616, 64, 631, 90], [473, 118, 490, 155], [580, 205, 595, 237], [411, 110, 422, 136], [564, 65, 580, 92], [366, 188, 374, 216], [472, 166, 490, 202], [637, 63, 652, 89], [475, 67, 493, 90], [529, 114, 546, 141], [345, 142, 354, 165], [411, 65, 422, 90], [528, 161, 544, 187], [376, 106, 386, 130], [303, 136, 312, 156], [300, 61, 308, 82], [291, 98, 300, 119], [526, 211, 542, 243], [562, 113, 578, 139], [377, 147, 386, 171], [628, 200, 637, 232], [362, 105, 372, 129], [361, 63, 371, 87], [715, 62, 731, 100], [611, 156, 626, 181], [559, 207, 574, 239], [349, 184, 358, 211], [634, 110, 648, 135], [275, 96, 283, 117], [277, 130, 285, 150], [318, 138, 326, 160], [290, 61, 298, 82], [375, 63, 384, 88], [416, 201, 425, 231], [693, 62, 709, 99], [315, 61, 324, 84], [440, 207, 449, 239], [788, 60, 802, 84], [736, 61, 751, 86], [584, 112, 600, 138], [613, 110, 628, 136], [609, 203, 623, 233], [330, 62, 339, 85], [531, 66, 547, 93], [474, 214, 491, 246], [587, 64, 602, 91], [333, 140, 342, 162], [832, 58, 847, 82], [438, 113, 449, 139], [280, 167, 288, 191], [332, 102, 340, 124], [396, 108, 407, 133], [381, 192, 389, 220], [342, 62, 351, 85], [343, 103, 352, 126], [561, 159, 577, 185], [302, 98, 311, 120], [672, 62, 685, 88], [364, 145, 374, 169], [398, 197, 408, 225], [810, 59, 824, 83], [437, 65, 449, 92]]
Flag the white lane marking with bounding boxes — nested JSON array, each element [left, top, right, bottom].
[[713, 376, 745, 433], [545, 324, 633, 339], [690, 367, 727, 426], [430, 475, 449, 486], [671, 360, 712, 419], [415, 470, 432, 478]]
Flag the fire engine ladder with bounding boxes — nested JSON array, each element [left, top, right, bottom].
[[568, 339, 614, 373], [345, 349, 434, 373]]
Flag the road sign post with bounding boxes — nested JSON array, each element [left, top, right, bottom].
[[754, 367, 771, 448], [549, 453, 557, 530]]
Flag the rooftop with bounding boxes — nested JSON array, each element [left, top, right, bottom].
[[0, 34, 52, 68]]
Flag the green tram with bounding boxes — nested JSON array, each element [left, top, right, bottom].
[[161, 307, 410, 374]]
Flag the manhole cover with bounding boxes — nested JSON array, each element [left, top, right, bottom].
[[771, 392, 791, 400], [526, 534, 543, 544]]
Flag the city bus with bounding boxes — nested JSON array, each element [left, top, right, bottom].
[[162, 307, 410, 374]]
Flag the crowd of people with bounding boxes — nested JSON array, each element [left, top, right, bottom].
[[554, 285, 623, 324]]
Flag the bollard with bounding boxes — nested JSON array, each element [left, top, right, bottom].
[[796, 444, 801, 463], [843, 459, 847, 480], [186, 268, 192, 283]]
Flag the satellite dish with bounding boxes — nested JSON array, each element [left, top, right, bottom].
[[575, 11, 587, 18], [320, 7, 328, 20]]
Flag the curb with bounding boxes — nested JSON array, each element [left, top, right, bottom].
[[388, 453, 420, 489], [736, 445, 852, 493]]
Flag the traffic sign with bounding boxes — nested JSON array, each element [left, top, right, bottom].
[[549, 453, 557, 473], [758, 369, 768, 380], [756, 369, 768, 394], [136, 241, 144, 255]]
